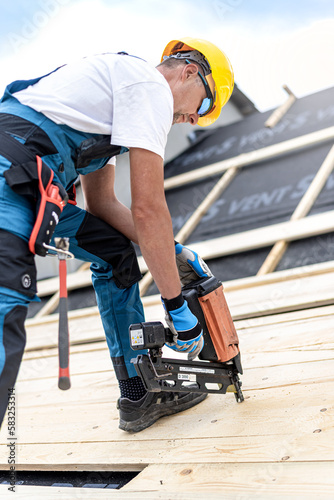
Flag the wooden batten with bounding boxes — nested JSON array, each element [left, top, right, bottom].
[[265, 85, 297, 128], [164, 125, 334, 190], [258, 144, 334, 274]]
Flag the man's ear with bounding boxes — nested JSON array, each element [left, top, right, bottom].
[[182, 62, 199, 81]]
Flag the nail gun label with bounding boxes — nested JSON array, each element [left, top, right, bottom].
[[178, 373, 197, 382], [180, 366, 215, 374], [130, 328, 144, 347]]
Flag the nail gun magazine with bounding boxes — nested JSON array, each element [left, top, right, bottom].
[[129, 275, 244, 403]]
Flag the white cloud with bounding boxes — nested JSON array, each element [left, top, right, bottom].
[[0, 1, 333, 112], [210, 18, 334, 110], [0, 0, 193, 89]]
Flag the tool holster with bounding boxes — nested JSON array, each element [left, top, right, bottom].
[[1, 132, 68, 256]]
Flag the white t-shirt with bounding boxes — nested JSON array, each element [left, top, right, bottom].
[[14, 53, 173, 160]]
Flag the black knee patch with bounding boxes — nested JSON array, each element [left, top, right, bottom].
[[0, 230, 37, 297], [0, 305, 27, 425], [76, 212, 142, 289]]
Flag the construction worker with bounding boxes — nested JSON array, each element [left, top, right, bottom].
[[0, 38, 234, 432]]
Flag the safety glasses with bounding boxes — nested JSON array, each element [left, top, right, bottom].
[[185, 59, 215, 117], [196, 71, 215, 116]]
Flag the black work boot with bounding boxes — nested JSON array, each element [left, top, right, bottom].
[[117, 389, 207, 432]]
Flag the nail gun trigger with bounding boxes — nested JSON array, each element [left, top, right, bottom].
[[148, 351, 173, 380]]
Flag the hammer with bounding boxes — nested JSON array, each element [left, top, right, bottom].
[[55, 237, 71, 390]]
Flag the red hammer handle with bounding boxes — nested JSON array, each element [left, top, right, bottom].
[[58, 258, 71, 390]]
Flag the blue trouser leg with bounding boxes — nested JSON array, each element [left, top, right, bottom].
[[0, 155, 39, 428], [0, 146, 145, 427], [54, 203, 147, 379], [0, 289, 30, 427], [90, 264, 145, 379]]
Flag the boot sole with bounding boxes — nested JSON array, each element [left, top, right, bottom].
[[119, 392, 208, 433]]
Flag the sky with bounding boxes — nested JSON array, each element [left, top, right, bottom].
[[0, 0, 333, 112]]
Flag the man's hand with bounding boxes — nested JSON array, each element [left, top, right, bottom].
[[162, 293, 203, 360], [175, 242, 212, 287]]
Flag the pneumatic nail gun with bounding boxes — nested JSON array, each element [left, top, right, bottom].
[[129, 275, 244, 403]]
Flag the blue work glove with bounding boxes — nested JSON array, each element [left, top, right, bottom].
[[161, 293, 204, 360], [175, 242, 212, 286]]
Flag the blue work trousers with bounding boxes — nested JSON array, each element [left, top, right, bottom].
[[0, 156, 147, 427]]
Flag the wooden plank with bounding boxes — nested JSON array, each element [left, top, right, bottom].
[[2, 371, 117, 409], [265, 85, 297, 128], [144, 260, 334, 297], [123, 462, 334, 499], [35, 261, 93, 318], [139, 206, 334, 294], [3, 302, 333, 424], [20, 313, 334, 384], [35, 210, 334, 298], [13, 305, 334, 418], [24, 310, 103, 352], [236, 303, 334, 331], [258, 144, 334, 274], [37, 269, 92, 298], [24, 302, 163, 353], [32, 259, 334, 327], [2, 307, 333, 446], [1, 462, 333, 500], [189, 210, 334, 264], [226, 269, 334, 320], [164, 125, 334, 190], [24, 267, 334, 352], [141, 266, 334, 321], [5, 379, 333, 446], [0, 308, 332, 474], [1, 421, 333, 468], [18, 343, 112, 382]]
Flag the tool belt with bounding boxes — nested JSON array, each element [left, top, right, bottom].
[[0, 131, 68, 256], [0, 112, 125, 256], [0, 112, 124, 171]]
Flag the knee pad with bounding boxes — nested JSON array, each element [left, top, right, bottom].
[[4, 155, 68, 256]]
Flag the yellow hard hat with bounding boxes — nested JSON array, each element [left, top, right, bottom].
[[161, 37, 234, 127]]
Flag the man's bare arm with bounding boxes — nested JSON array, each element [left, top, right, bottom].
[[130, 147, 181, 299]]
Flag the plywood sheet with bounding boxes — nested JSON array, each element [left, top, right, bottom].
[[24, 266, 334, 353], [1, 272, 333, 500], [1, 462, 334, 500], [1, 304, 333, 470]]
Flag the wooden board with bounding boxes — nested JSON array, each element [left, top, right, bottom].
[[163, 125, 334, 190], [1, 462, 334, 499], [35, 212, 334, 298], [1, 304, 333, 469], [24, 266, 334, 353], [257, 144, 334, 274], [226, 269, 334, 320], [1, 268, 333, 499], [122, 462, 334, 499]]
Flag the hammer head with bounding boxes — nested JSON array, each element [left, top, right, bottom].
[[54, 237, 70, 252]]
